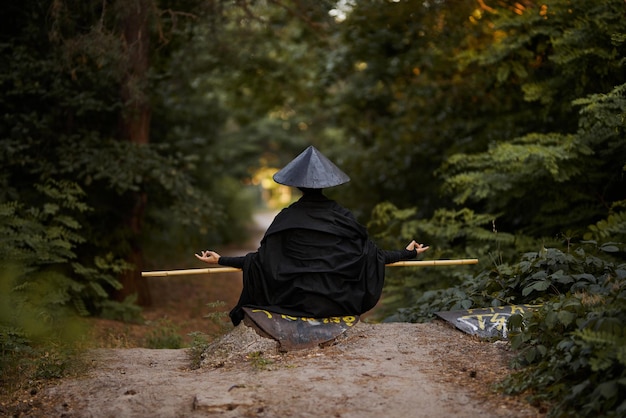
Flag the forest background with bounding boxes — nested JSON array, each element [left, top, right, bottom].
[[1, 0, 625, 416]]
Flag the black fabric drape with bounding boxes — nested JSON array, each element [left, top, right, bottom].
[[228, 194, 390, 325]]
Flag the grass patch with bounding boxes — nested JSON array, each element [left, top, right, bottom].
[[187, 331, 211, 370], [246, 351, 274, 370], [143, 318, 183, 349]]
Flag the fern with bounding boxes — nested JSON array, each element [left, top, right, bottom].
[[0, 180, 133, 321], [0, 265, 88, 389], [574, 328, 626, 369], [587, 211, 626, 240]]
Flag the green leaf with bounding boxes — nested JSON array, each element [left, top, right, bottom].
[[600, 245, 619, 253], [557, 310, 576, 327], [460, 299, 473, 309], [522, 279, 551, 296], [545, 310, 557, 329], [595, 381, 618, 399], [536, 344, 547, 357], [508, 313, 524, 328], [570, 380, 590, 397]]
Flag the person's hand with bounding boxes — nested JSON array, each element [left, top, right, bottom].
[[406, 240, 430, 254], [195, 250, 221, 264]]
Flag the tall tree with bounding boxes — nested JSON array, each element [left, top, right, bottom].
[[116, 0, 155, 304], [312, 0, 506, 220], [0, 0, 222, 311], [440, 0, 626, 236]]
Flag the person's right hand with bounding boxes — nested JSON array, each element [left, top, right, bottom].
[[406, 240, 430, 254], [195, 250, 221, 264]]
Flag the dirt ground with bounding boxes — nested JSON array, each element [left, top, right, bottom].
[[32, 321, 546, 418], [2, 211, 548, 417]]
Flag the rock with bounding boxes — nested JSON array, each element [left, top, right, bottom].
[[200, 323, 279, 368]]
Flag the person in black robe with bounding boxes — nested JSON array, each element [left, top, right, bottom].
[[196, 146, 429, 325]]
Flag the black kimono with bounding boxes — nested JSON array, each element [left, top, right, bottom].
[[220, 192, 416, 325]]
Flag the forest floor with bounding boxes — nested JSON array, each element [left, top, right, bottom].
[[2, 211, 549, 417]]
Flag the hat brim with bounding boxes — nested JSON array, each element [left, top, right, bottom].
[[273, 146, 350, 188]]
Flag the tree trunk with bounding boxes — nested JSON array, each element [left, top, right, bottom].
[[117, 0, 154, 306]]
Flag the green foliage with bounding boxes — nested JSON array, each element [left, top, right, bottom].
[[441, 79, 626, 237], [501, 253, 626, 417], [370, 202, 515, 260], [0, 181, 87, 265], [316, 0, 625, 236], [320, 0, 484, 221], [98, 295, 144, 323], [369, 0, 624, 333], [144, 318, 183, 349], [203, 300, 230, 322], [439, 0, 625, 237], [246, 351, 274, 371], [368, 201, 520, 314], [0, 0, 228, 305], [392, 221, 624, 304], [187, 331, 211, 370], [0, 180, 139, 317], [0, 265, 88, 394], [390, 225, 626, 416], [152, 0, 335, 177], [0, 180, 142, 400], [587, 211, 626, 241]]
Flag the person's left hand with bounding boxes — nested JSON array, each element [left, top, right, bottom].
[[195, 250, 221, 264], [406, 240, 430, 254]]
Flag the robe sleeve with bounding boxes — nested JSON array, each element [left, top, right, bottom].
[[381, 249, 418, 264], [218, 256, 246, 269]]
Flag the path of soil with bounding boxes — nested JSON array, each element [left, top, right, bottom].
[[8, 211, 547, 417]]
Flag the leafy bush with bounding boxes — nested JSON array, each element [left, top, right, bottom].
[[0, 180, 137, 318], [368, 201, 523, 316], [144, 318, 183, 349], [0, 180, 144, 398], [391, 232, 625, 416], [504, 251, 626, 417], [0, 265, 88, 395], [187, 332, 211, 370]]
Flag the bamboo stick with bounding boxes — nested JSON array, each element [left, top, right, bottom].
[[388, 259, 478, 267], [141, 259, 478, 277], [141, 267, 241, 277]]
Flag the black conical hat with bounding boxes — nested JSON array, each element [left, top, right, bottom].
[[273, 146, 350, 188]]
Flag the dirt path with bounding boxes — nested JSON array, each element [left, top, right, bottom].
[[13, 210, 545, 417], [38, 320, 542, 418]]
